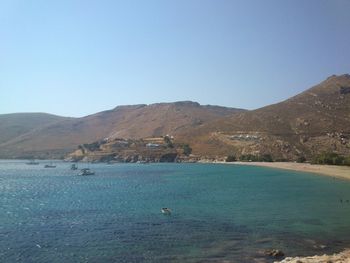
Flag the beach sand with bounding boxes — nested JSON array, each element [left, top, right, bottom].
[[230, 162, 350, 180]]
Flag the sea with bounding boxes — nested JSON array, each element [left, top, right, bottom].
[[1, 160, 350, 263]]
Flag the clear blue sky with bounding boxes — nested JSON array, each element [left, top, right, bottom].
[[1, 0, 349, 117]]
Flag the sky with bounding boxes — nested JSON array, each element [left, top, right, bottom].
[[1, 0, 350, 117]]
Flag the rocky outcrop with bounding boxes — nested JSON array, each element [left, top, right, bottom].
[[265, 249, 285, 258], [159, 153, 178, 162], [275, 248, 350, 263], [68, 137, 181, 163]]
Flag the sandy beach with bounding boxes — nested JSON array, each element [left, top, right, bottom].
[[228, 162, 350, 181]]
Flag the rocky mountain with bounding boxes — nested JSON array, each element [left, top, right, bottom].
[[0, 102, 244, 158], [180, 74, 350, 160]]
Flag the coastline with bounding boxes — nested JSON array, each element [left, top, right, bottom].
[[222, 161, 350, 262], [223, 161, 350, 181], [275, 248, 350, 263]]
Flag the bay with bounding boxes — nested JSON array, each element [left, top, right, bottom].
[[1, 160, 350, 262]]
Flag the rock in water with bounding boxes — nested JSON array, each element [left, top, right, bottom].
[[265, 249, 285, 258]]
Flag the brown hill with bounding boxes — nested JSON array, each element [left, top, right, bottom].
[[0, 101, 244, 158], [2, 75, 349, 161], [181, 74, 350, 160], [0, 113, 70, 146]]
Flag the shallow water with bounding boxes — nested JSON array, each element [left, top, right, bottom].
[[1, 160, 350, 262]]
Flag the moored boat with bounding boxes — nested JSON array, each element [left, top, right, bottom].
[[26, 159, 39, 165], [44, 164, 56, 168], [161, 208, 172, 215], [138, 160, 150, 164], [78, 168, 95, 176]]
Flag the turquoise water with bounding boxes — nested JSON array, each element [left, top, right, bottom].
[[1, 161, 350, 262]]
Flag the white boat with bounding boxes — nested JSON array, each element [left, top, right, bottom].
[[26, 159, 39, 165], [78, 168, 95, 176], [161, 208, 172, 215]]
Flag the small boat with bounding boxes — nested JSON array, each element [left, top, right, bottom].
[[44, 163, 56, 168], [78, 168, 95, 176], [70, 164, 78, 170], [26, 159, 39, 165], [161, 208, 172, 215]]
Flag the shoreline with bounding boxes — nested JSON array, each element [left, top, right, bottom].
[[223, 161, 350, 262], [275, 248, 350, 263], [218, 161, 350, 261], [220, 161, 350, 181], [2, 159, 350, 181]]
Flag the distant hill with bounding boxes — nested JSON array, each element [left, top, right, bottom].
[[181, 74, 350, 160], [0, 113, 70, 146], [0, 102, 244, 158]]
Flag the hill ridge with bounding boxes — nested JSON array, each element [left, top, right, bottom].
[[0, 101, 245, 158], [1, 75, 349, 160]]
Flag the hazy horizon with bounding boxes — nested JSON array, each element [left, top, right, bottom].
[[1, 0, 350, 117]]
